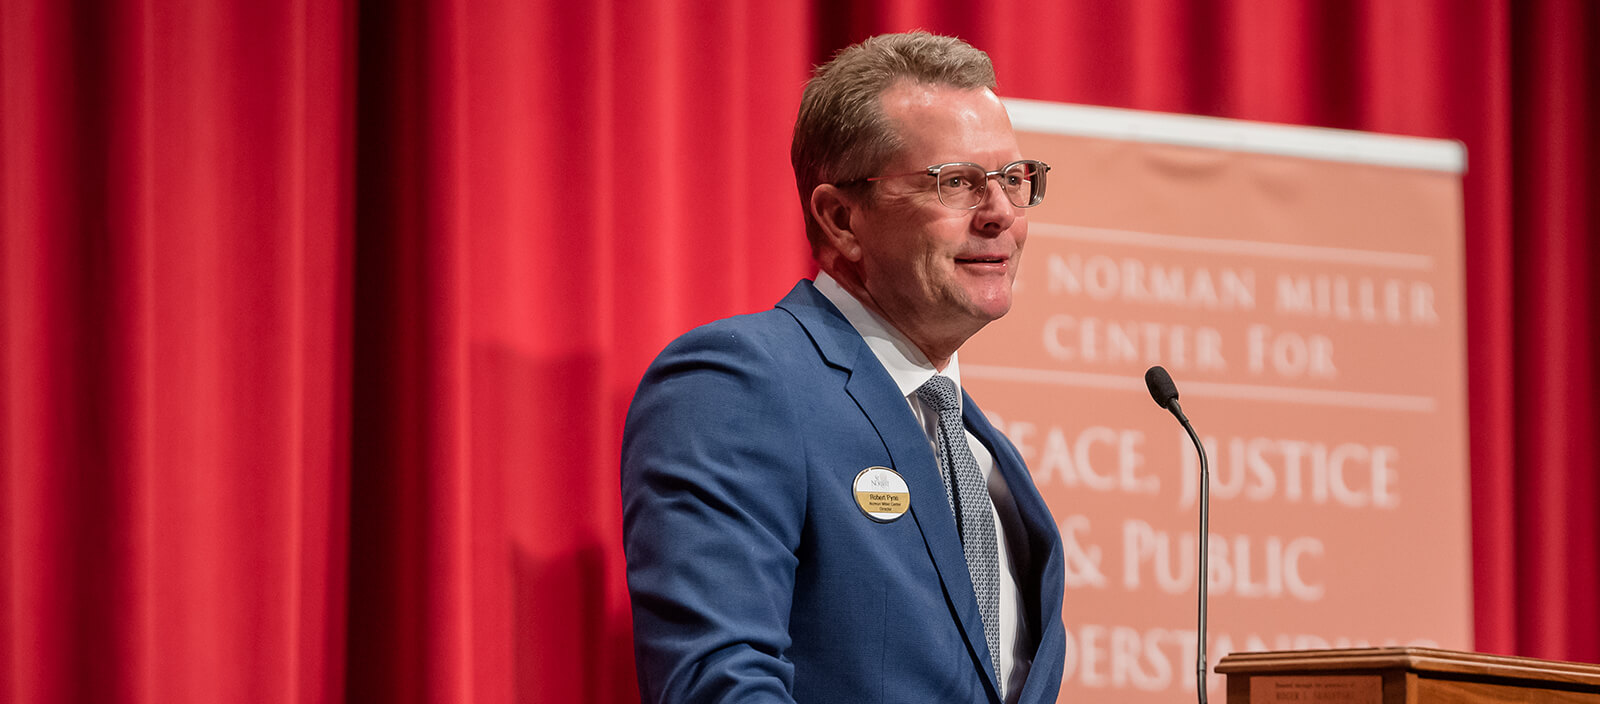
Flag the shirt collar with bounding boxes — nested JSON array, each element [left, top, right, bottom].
[[813, 272, 963, 404]]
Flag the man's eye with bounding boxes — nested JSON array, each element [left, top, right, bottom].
[[942, 175, 973, 189]]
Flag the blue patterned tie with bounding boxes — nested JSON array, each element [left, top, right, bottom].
[[917, 375, 1003, 698]]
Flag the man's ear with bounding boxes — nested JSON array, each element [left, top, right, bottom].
[[809, 184, 864, 262]]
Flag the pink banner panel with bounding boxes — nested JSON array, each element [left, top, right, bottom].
[[964, 101, 1472, 704]]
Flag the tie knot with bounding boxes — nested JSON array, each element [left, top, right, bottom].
[[916, 375, 961, 413]]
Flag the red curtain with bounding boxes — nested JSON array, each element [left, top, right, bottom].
[[1, 1, 1594, 702]]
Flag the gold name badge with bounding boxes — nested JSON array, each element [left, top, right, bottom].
[[853, 466, 910, 522]]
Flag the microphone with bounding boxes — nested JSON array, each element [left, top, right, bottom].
[[1144, 366, 1210, 704]]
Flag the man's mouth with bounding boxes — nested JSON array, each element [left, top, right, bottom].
[[956, 256, 1007, 265]]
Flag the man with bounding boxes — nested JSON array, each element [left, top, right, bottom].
[[621, 32, 1065, 704]]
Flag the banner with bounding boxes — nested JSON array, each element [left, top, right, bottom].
[[964, 100, 1472, 703]]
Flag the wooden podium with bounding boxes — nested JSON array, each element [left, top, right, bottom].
[[1216, 647, 1600, 703]]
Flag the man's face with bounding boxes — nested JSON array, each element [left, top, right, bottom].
[[849, 82, 1028, 356]]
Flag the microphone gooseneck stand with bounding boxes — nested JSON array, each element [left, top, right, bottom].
[[1144, 366, 1209, 704]]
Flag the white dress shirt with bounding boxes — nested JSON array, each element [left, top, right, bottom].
[[813, 272, 1033, 702]]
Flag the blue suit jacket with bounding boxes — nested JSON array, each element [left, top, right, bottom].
[[621, 280, 1066, 703]]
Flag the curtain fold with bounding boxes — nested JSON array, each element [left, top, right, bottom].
[[2, 1, 1595, 702], [1507, 0, 1598, 662], [342, 2, 815, 703], [2, 0, 355, 701], [344, 0, 474, 700]]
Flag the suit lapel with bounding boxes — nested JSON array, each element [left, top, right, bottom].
[[965, 390, 1068, 704], [777, 281, 1003, 699]]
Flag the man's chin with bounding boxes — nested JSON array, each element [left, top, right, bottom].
[[962, 289, 1015, 322]]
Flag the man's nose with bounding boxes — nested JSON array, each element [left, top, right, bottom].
[[972, 178, 1018, 231]]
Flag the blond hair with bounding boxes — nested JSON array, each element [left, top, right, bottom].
[[790, 32, 997, 251]]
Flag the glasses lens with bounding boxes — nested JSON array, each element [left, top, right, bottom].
[[1002, 161, 1048, 208], [934, 164, 986, 209]]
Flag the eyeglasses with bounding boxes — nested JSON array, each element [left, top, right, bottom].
[[846, 159, 1051, 210]]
